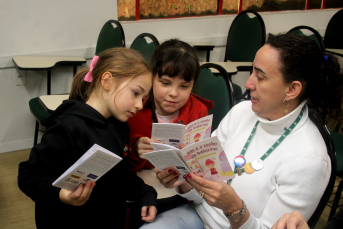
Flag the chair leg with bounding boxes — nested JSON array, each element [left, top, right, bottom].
[[328, 179, 343, 221], [34, 120, 39, 146]]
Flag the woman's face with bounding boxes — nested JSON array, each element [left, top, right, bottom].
[[245, 44, 290, 121]]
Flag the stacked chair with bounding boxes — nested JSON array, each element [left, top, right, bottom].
[[192, 63, 235, 131], [130, 33, 160, 63], [287, 25, 325, 52], [224, 10, 266, 102]]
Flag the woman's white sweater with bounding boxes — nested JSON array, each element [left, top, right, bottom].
[[178, 101, 331, 229]]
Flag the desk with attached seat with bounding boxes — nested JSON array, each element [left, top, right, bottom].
[[13, 56, 86, 95]]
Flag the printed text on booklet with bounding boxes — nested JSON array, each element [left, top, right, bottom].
[[52, 144, 122, 192], [151, 114, 213, 148], [144, 136, 235, 182]]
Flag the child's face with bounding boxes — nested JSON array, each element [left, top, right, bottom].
[[105, 72, 152, 121], [153, 75, 193, 116]]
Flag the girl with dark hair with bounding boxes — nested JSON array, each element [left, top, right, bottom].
[[18, 48, 158, 228], [141, 33, 343, 229], [127, 39, 214, 172]]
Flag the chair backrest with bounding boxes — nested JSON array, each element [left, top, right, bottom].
[[95, 20, 126, 55], [130, 33, 160, 63], [307, 112, 337, 228], [324, 9, 343, 49], [287, 25, 325, 53], [224, 10, 266, 62], [192, 63, 235, 131]]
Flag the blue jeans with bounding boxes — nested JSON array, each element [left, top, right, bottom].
[[140, 204, 206, 229]]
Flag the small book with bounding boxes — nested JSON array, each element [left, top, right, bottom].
[[144, 136, 235, 182], [52, 144, 122, 192], [151, 114, 213, 148]]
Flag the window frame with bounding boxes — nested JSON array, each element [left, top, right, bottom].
[[131, 0, 331, 21]]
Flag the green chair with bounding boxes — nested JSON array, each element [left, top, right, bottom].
[[130, 33, 160, 63], [29, 97, 51, 145], [306, 113, 336, 228], [287, 25, 325, 52], [324, 9, 343, 49], [224, 10, 266, 70], [224, 10, 265, 101], [192, 63, 235, 131], [95, 19, 125, 55], [328, 130, 343, 221]]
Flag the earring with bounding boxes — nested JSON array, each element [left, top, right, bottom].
[[283, 99, 290, 114]]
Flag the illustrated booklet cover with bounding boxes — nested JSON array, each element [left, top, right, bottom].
[[144, 136, 235, 182], [151, 114, 213, 148], [52, 144, 122, 192]]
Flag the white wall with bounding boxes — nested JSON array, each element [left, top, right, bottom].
[[0, 0, 340, 153]]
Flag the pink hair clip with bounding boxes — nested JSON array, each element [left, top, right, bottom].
[[84, 55, 99, 82]]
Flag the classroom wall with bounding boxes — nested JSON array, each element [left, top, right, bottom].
[[0, 0, 340, 153]]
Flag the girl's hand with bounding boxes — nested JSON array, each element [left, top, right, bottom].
[[155, 167, 191, 191], [141, 205, 157, 223], [272, 211, 310, 229], [59, 180, 96, 206], [184, 174, 242, 214], [132, 137, 158, 160]]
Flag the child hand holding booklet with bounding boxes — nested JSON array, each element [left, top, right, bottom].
[[144, 115, 235, 182], [151, 115, 213, 148]]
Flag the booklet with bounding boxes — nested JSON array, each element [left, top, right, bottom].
[[151, 114, 213, 148], [52, 144, 122, 192], [144, 136, 235, 182]]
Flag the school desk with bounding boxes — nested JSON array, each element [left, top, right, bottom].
[[13, 56, 86, 95]]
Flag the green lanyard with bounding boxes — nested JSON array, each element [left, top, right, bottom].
[[233, 107, 305, 174]]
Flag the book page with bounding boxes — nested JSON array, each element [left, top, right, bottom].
[[183, 115, 213, 147], [150, 142, 184, 164], [143, 149, 191, 180], [151, 123, 185, 148], [52, 144, 122, 192], [180, 136, 235, 182]]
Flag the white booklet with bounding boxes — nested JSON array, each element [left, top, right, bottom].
[[144, 136, 235, 182], [151, 114, 213, 148], [52, 144, 122, 192]]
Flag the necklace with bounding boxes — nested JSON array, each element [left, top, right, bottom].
[[233, 107, 305, 176]]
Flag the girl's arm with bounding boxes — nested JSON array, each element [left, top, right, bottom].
[[18, 119, 76, 203]]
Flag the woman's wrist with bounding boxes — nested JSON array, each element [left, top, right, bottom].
[[223, 195, 244, 215]]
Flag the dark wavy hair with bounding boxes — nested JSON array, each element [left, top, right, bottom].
[[266, 33, 343, 125], [147, 38, 200, 122]]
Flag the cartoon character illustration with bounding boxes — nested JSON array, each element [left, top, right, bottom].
[[205, 159, 220, 178], [194, 133, 201, 142], [205, 126, 212, 139]]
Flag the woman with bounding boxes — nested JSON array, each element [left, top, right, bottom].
[[140, 33, 343, 229]]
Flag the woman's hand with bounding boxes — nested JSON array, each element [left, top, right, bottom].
[[132, 137, 158, 160], [272, 211, 310, 229], [59, 180, 96, 206], [155, 167, 191, 191], [183, 174, 242, 214], [141, 205, 157, 223]]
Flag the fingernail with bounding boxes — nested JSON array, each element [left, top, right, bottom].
[[173, 171, 178, 176], [175, 175, 179, 180], [183, 175, 188, 180], [168, 168, 174, 173], [187, 174, 192, 178]]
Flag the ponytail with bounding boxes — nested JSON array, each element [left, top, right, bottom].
[[69, 47, 151, 103], [307, 53, 343, 125], [69, 68, 91, 102]]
